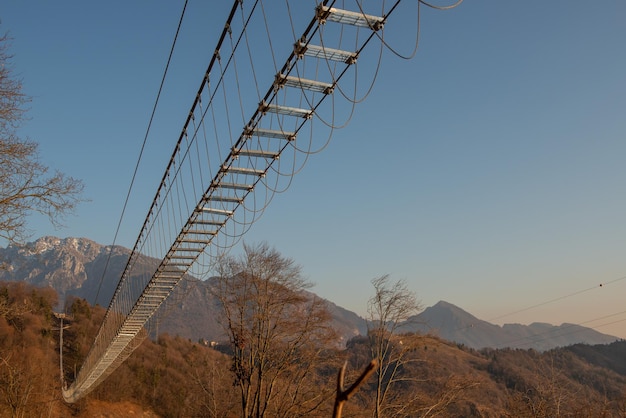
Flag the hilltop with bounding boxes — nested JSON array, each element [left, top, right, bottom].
[[408, 300, 618, 351]]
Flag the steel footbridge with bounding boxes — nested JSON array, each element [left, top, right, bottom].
[[62, 0, 460, 403]]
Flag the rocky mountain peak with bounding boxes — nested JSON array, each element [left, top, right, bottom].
[[0, 236, 130, 305]]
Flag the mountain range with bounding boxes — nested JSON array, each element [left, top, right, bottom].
[[406, 300, 618, 351], [0, 236, 619, 350]]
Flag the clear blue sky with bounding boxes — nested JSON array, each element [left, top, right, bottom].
[[3, 1, 626, 340]]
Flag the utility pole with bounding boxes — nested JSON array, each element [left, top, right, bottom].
[[53, 312, 70, 388]]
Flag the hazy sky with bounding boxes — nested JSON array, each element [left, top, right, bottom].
[[3, 1, 626, 341]]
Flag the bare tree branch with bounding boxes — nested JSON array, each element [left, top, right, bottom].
[[333, 359, 378, 418], [0, 32, 85, 246]]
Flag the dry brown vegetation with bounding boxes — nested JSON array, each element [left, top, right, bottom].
[[1, 281, 626, 417]]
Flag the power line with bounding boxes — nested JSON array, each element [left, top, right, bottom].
[[494, 312, 626, 350], [487, 275, 626, 323], [441, 274, 626, 349]]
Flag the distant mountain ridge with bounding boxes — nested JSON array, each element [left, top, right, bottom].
[[0, 236, 367, 345], [0, 237, 618, 350], [406, 300, 618, 351]]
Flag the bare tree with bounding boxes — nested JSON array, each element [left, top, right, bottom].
[[366, 275, 422, 418], [211, 242, 337, 418], [0, 33, 84, 246]]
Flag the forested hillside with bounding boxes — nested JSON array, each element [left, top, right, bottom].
[[1, 282, 625, 417]]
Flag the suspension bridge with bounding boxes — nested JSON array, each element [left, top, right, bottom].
[[62, 0, 459, 403]]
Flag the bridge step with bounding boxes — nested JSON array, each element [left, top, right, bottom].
[[316, 5, 384, 30], [199, 207, 234, 216], [245, 127, 296, 141], [152, 285, 179, 291], [294, 41, 357, 64], [185, 229, 217, 236], [259, 101, 313, 119], [221, 165, 265, 176], [212, 182, 253, 191], [193, 219, 224, 226], [169, 255, 196, 260], [275, 74, 334, 94], [172, 246, 204, 252], [206, 195, 244, 203], [234, 148, 280, 159], [149, 281, 178, 288], [179, 238, 212, 244], [154, 274, 182, 280], [143, 294, 168, 299], [167, 262, 191, 267], [158, 267, 183, 272]]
